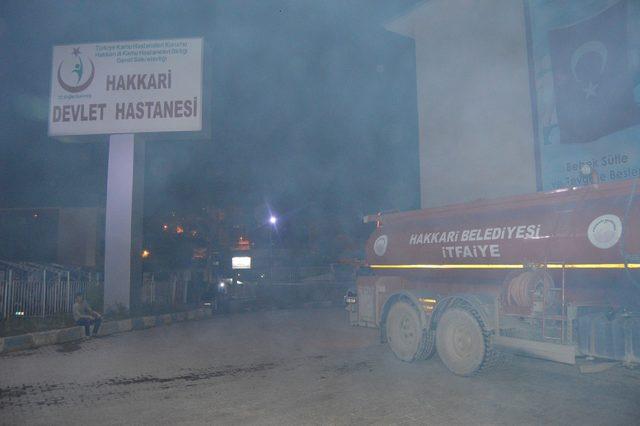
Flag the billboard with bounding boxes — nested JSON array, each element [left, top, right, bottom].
[[525, 0, 640, 190], [232, 256, 252, 270], [49, 38, 202, 136]]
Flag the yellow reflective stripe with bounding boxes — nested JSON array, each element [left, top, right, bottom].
[[369, 264, 523, 269], [369, 263, 640, 270], [546, 263, 625, 269]]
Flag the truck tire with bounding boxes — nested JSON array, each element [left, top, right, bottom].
[[435, 306, 496, 376], [386, 300, 434, 362]]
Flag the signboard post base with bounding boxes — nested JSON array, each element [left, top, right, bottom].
[[103, 134, 145, 313]]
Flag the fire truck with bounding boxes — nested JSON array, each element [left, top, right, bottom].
[[348, 179, 640, 375]]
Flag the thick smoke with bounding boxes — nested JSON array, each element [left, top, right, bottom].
[[1, 0, 421, 257]]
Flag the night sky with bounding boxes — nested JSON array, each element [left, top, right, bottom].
[[0, 0, 420, 242]]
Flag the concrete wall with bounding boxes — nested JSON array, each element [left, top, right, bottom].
[[387, 0, 537, 208]]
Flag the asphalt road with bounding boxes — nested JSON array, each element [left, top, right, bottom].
[[1, 307, 639, 425]]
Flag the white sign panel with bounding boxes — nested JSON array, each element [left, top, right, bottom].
[[49, 38, 202, 136], [232, 256, 252, 270]]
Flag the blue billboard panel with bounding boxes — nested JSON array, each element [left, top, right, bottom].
[[526, 0, 640, 190]]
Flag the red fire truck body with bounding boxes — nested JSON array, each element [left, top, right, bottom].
[[351, 180, 640, 375]]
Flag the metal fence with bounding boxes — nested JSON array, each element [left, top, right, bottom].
[[0, 262, 356, 319], [141, 270, 191, 306], [0, 262, 193, 319], [0, 260, 101, 319]]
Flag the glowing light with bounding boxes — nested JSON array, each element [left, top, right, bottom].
[[192, 248, 207, 259], [236, 236, 251, 251], [232, 256, 252, 270], [176, 225, 184, 234], [141, 249, 151, 259], [162, 224, 169, 231], [269, 216, 277, 225]]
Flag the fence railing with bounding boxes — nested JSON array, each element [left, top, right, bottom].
[[141, 270, 191, 306], [0, 261, 101, 319], [0, 262, 356, 319]]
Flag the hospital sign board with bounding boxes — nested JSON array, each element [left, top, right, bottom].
[[49, 38, 202, 136]]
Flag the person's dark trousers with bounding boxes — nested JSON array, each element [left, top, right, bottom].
[[76, 317, 102, 336]]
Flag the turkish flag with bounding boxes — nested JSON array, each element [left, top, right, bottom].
[[549, 0, 640, 144]]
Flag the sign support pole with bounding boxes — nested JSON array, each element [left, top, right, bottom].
[[103, 134, 145, 313]]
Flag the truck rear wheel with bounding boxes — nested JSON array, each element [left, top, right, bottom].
[[436, 307, 494, 376], [386, 300, 434, 362]]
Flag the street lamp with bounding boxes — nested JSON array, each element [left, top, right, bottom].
[[269, 215, 277, 225]]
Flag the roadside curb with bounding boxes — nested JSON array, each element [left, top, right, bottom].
[[0, 307, 212, 355]]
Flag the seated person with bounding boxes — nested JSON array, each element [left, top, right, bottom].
[[73, 292, 102, 336]]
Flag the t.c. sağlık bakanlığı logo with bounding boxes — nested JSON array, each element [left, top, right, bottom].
[[57, 47, 95, 93]]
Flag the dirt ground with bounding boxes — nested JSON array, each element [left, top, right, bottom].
[[1, 307, 639, 425]]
